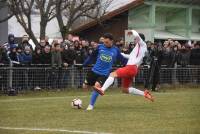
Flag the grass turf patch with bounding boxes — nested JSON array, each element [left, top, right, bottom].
[[0, 88, 200, 134]]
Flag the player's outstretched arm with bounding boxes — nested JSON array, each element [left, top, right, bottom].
[[132, 30, 140, 38], [132, 30, 146, 47], [116, 48, 128, 65], [121, 53, 130, 59]]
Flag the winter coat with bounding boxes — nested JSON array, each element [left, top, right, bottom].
[[190, 48, 200, 65]]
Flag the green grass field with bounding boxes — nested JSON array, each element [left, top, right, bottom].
[[0, 88, 200, 134]]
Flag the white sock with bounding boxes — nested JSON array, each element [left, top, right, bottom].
[[128, 87, 144, 96], [102, 76, 115, 91]]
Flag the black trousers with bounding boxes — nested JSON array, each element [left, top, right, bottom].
[[145, 60, 160, 91]]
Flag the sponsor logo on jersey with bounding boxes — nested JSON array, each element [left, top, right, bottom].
[[100, 54, 112, 62]]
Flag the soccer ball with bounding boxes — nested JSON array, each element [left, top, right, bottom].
[[71, 98, 82, 109]]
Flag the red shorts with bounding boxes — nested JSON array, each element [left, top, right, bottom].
[[115, 65, 138, 89]]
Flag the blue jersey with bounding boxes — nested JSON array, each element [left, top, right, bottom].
[[83, 44, 127, 76]]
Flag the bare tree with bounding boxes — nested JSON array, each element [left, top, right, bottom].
[[35, 0, 57, 39], [4, 0, 113, 45], [8, 0, 57, 45], [56, 0, 113, 39], [8, 0, 38, 45]]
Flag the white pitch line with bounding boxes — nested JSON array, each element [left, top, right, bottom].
[[0, 94, 127, 103], [0, 95, 88, 102], [0, 92, 169, 103], [0, 126, 112, 134]]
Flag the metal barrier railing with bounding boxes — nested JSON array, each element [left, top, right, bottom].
[[0, 64, 200, 91]]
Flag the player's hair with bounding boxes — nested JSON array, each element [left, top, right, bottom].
[[139, 33, 145, 41], [103, 33, 114, 41]]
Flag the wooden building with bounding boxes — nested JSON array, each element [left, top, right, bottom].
[[70, 0, 200, 42]]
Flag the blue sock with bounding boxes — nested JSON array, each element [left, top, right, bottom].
[[90, 90, 99, 106]]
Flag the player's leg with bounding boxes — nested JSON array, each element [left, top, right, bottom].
[[121, 77, 146, 95], [85, 71, 100, 110], [121, 76, 145, 96], [101, 72, 117, 91], [93, 71, 117, 95], [89, 74, 108, 106], [94, 65, 138, 95], [87, 74, 108, 110], [95, 65, 138, 95], [123, 77, 154, 101], [86, 83, 101, 110], [121, 65, 138, 91], [128, 87, 154, 102], [121, 77, 154, 101], [84, 84, 99, 110], [121, 77, 133, 93], [120, 66, 154, 101], [128, 87, 145, 96]]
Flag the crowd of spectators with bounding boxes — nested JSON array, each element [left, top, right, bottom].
[[0, 34, 200, 68], [0, 34, 200, 67], [0, 33, 200, 90], [144, 39, 200, 67], [0, 33, 200, 67], [0, 34, 99, 67], [0, 34, 103, 90]]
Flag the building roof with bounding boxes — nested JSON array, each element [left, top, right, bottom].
[[148, 0, 200, 5], [70, 0, 144, 34], [70, 0, 200, 34]]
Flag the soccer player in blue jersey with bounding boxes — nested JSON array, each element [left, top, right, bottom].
[[83, 33, 127, 110]]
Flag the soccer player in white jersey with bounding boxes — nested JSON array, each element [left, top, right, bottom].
[[94, 30, 154, 102]]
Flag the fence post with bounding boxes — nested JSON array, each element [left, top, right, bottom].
[[8, 60, 13, 89], [25, 68, 29, 90], [172, 63, 178, 84], [71, 65, 75, 88]]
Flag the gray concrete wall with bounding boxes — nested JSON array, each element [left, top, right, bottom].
[[0, 6, 8, 45]]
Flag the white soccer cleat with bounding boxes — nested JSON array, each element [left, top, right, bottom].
[[86, 105, 94, 111]]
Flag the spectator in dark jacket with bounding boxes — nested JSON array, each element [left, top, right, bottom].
[[8, 46, 18, 62], [50, 41, 63, 89], [32, 46, 42, 64], [74, 41, 85, 64], [177, 44, 191, 83], [161, 41, 173, 67], [39, 39, 47, 52], [16, 46, 24, 63], [190, 42, 200, 65], [170, 45, 180, 67], [144, 42, 163, 91], [32, 46, 43, 90], [81, 40, 89, 59], [74, 41, 86, 88], [61, 44, 76, 88], [51, 42, 62, 68], [41, 45, 51, 64], [0, 45, 9, 64], [179, 45, 190, 67], [190, 42, 200, 83], [62, 45, 75, 67]]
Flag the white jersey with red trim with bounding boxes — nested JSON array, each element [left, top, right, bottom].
[[121, 30, 147, 66]]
